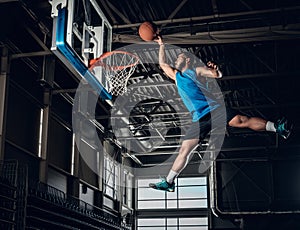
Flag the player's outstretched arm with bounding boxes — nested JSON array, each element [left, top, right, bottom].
[[196, 61, 222, 78], [155, 36, 177, 81]]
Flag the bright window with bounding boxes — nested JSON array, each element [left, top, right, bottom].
[[137, 177, 207, 209], [136, 176, 208, 229], [137, 217, 208, 229]]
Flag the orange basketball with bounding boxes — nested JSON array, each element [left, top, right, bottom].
[[138, 21, 158, 41]]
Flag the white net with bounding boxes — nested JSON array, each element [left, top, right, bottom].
[[89, 51, 139, 96]]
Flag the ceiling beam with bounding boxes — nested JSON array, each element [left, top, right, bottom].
[[211, 0, 219, 15], [167, 0, 189, 20], [113, 6, 300, 29], [5, 40, 38, 73], [105, 1, 131, 24], [231, 102, 300, 110], [130, 145, 277, 157], [239, 0, 253, 10], [113, 23, 300, 44], [24, 26, 49, 51], [98, 0, 118, 24], [162, 0, 188, 27], [242, 45, 275, 73], [0, 0, 18, 3], [10, 51, 52, 59], [219, 71, 300, 81]]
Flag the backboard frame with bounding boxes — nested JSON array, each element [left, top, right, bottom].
[[50, 0, 112, 100]]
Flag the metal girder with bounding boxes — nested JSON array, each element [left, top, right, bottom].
[[231, 102, 300, 110], [160, 0, 189, 28], [113, 6, 300, 29], [243, 45, 275, 73], [98, 0, 118, 24], [211, 0, 218, 15], [10, 51, 52, 59], [169, 0, 188, 20], [105, 1, 131, 24], [24, 26, 49, 51], [52, 81, 110, 115], [0, 0, 18, 3], [129, 145, 277, 157], [96, 111, 190, 119], [113, 23, 300, 44], [0, 47, 8, 161], [218, 71, 300, 81], [239, 0, 253, 10], [5, 40, 38, 72], [117, 134, 184, 141]]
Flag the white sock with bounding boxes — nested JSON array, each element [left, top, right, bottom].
[[266, 121, 276, 132], [166, 170, 178, 184]]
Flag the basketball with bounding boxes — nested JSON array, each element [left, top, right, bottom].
[[138, 21, 158, 41]]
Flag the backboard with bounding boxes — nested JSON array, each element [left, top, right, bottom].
[[50, 0, 112, 100]]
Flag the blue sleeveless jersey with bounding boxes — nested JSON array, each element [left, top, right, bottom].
[[176, 69, 220, 122]]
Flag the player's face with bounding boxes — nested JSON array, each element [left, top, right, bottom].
[[175, 54, 187, 70]]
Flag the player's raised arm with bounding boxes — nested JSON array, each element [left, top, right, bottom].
[[155, 36, 177, 81], [196, 61, 222, 78]]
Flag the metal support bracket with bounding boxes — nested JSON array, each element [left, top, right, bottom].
[[50, 0, 67, 17]]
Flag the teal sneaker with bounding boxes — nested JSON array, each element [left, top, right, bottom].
[[275, 117, 293, 139], [149, 179, 175, 192]]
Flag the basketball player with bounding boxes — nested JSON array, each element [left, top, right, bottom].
[[149, 36, 292, 192]]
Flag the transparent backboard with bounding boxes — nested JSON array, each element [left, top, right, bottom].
[[50, 0, 112, 99]]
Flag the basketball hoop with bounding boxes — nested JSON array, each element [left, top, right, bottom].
[[89, 51, 139, 96]]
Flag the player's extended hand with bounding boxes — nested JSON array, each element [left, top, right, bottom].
[[154, 35, 164, 46], [207, 61, 219, 70]]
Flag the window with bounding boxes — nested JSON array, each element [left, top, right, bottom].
[[104, 155, 120, 200], [137, 217, 208, 229], [137, 177, 207, 209], [137, 176, 208, 229]]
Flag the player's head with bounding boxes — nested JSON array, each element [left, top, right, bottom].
[[175, 51, 195, 70]]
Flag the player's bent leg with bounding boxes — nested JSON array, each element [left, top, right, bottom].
[[229, 115, 267, 131], [228, 115, 249, 128], [229, 115, 293, 139]]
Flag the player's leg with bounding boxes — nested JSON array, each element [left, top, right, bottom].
[[149, 115, 211, 192], [228, 115, 267, 131], [149, 138, 199, 192], [228, 114, 292, 139], [170, 139, 200, 172]]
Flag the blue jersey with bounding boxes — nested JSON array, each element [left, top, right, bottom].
[[176, 69, 220, 122]]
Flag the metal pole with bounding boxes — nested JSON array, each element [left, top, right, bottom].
[[39, 56, 54, 183], [0, 47, 9, 161]]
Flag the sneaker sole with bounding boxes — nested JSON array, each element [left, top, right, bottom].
[[283, 124, 293, 139], [149, 184, 175, 192]]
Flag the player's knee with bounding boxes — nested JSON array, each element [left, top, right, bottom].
[[229, 115, 249, 127]]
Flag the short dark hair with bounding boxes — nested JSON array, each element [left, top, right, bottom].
[[180, 51, 195, 66]]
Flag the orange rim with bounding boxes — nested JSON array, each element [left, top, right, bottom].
[[89, 50, 139, 71]]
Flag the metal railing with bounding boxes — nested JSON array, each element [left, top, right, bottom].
[[28, 181, 130, 229]]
